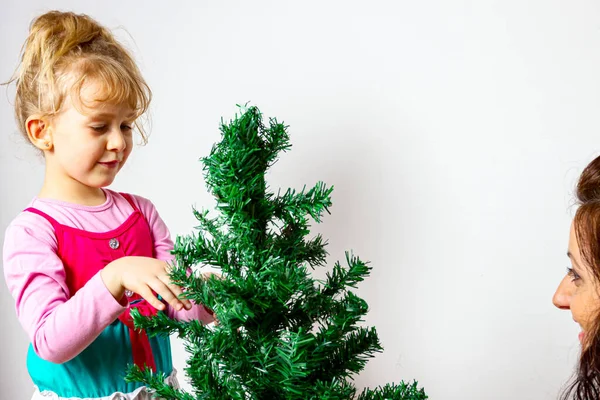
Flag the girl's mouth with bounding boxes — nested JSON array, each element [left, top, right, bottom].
[[98, 160, 119, 168]]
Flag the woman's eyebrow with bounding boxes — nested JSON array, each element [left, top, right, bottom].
[[567, 251, 583, 271]]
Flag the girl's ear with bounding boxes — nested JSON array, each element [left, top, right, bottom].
[[26, 116, 53, 151]]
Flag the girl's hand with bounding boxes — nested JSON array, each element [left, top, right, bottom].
[[101, 256, 192, 311]]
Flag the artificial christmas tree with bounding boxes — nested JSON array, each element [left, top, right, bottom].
[[126, 105, 427, 400]]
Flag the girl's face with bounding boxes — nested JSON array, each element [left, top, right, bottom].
[[553, 222, 600, 345], [45, 80, 135, 198]]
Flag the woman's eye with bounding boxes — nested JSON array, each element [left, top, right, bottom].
[[567, 267, 581, 282]]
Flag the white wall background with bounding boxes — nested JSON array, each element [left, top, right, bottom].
[[1, 0, 598, 398]]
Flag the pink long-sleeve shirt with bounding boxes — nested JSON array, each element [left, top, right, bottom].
[[2, 189, 213, 364]]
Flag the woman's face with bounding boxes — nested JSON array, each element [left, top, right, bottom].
[[553, 222, 600, 344]]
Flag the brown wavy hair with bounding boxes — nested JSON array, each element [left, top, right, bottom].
[[562, 155, 600, 399], [4, 10, 151, 144]]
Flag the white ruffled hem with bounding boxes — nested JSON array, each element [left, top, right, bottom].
[[30, 369, 180, 400]]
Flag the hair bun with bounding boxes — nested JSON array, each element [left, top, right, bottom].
[[27, 11, 110, 70], [577, 155, 600, 203]]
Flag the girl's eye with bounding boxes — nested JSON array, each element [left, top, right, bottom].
[[91, 125, 106, 132], [121, 125, 133, 132], [567, 267, 581, 282]]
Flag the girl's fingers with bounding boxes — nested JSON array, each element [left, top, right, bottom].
[[137, 285, 166, 311], [161, 263, 192, 310], [158, 275, 192, 310], [148, 278, 185, 311]]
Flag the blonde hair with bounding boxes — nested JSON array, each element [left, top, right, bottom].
[[5, 10, 151, 144]]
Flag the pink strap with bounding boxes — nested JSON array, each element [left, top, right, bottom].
[[120, 193, 139, 212], [24, 207, 61, 231]]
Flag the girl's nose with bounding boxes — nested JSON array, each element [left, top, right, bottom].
[[107, 129, 126, 152], [553, 275, 571, 310]]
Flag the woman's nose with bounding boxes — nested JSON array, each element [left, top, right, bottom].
[[553, 276, 571, 310]]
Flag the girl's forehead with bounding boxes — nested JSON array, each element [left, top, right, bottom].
[[69, 84, 136, 117], [66, 76, 139, 116], [76, 80, 118, 104], [78, 102, 137, 118]]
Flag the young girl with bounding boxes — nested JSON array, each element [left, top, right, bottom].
[[2, 10, 214, 400], [554, 155, 600, 399]]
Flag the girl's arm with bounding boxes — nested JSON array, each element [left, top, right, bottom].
[[131, 194, 216, 324], [2, 215, 127, 364]]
